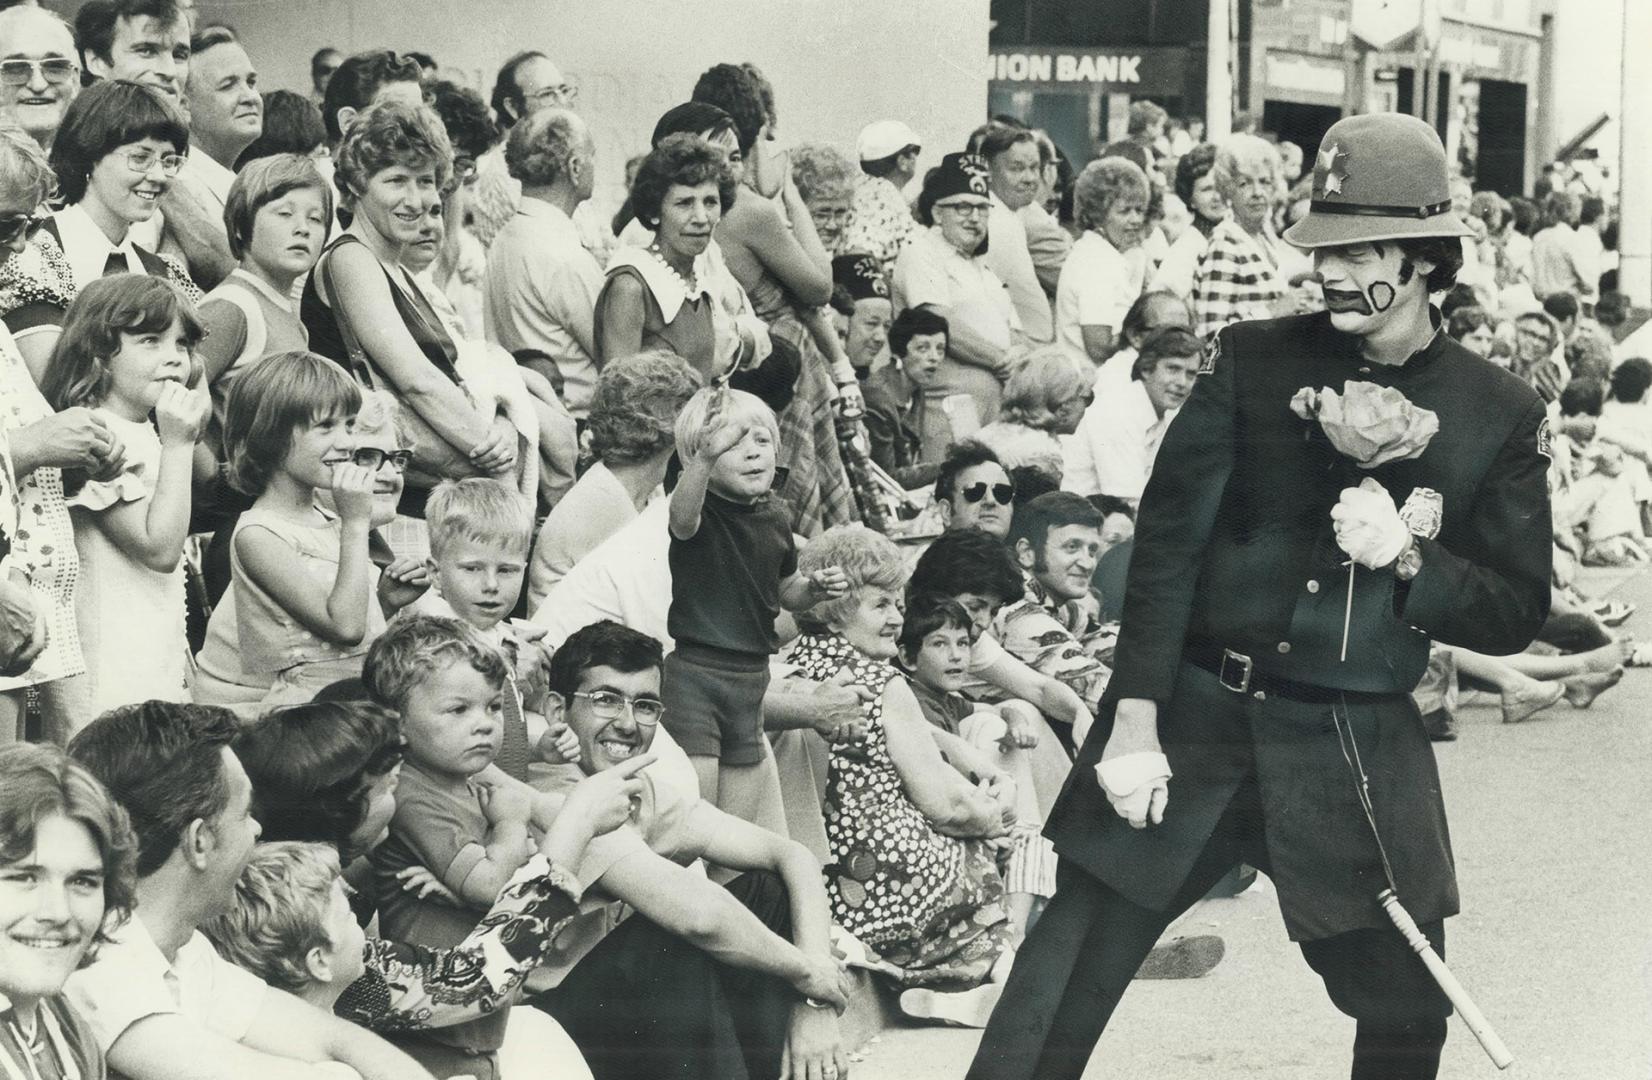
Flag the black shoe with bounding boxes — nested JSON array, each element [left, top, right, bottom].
[[1134, 935, 1225, 980], [1423, 709, 1458, 741]]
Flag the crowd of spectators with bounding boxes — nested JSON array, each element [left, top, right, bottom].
[[0, 1, 1644, 1078]]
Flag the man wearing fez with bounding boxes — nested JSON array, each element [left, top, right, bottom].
[[971, 113, 1551, 1079]]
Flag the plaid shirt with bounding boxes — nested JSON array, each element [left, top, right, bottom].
[[1191, 218, 1285, 339]]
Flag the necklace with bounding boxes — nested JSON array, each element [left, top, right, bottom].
[[646, 242, 697, 293]]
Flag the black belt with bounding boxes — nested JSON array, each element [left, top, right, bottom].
[[1183, 641, 1349, 703]]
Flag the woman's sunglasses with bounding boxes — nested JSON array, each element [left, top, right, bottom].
[[0, 212, 45, 248], [960, 482, 1014, 505]]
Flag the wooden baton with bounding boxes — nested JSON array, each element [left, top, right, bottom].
[[1378, 889, 1514, 1070]]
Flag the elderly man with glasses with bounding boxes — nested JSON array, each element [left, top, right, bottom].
[[0, 4, 78, 151]]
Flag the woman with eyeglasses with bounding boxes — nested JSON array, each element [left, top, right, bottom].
[[1, 80, 200, 383], [790, 143, 856, 255], [0, 121, 98, 741], [214, 698, 650, 1080], [0, 742, 137, 1080]]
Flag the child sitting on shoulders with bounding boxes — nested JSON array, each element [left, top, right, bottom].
[[218, 351, 425, 706], [419, 477, 575, 779], [665, 386, 847, 833], [363, 611, 537, 1078], [41, 274, 210, 717]]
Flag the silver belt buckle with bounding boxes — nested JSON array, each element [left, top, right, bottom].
[[1219, 649, 1253, 694]]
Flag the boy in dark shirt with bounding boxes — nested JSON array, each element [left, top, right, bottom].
[[666, 386, 846, 833]]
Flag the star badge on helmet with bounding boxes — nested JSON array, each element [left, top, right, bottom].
[[1317, 144, 1349, 198]]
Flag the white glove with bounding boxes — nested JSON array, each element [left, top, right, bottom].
[[1331, 477, 1410, 569], [1096, 751, 1171, 829]]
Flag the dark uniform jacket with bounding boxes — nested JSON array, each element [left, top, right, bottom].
[[1046, 310, 1552, 940]]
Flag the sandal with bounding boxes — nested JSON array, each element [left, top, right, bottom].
[[1592, 599, 1636, 627]]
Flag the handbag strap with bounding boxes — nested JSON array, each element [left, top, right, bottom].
[[316, 237, 379, 390]]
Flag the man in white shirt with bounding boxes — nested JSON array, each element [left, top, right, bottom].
[[0, 4, 78, 151], [167, 24, 259, 287], [1064, 326, 1201, 503], [484, 108, 603, 417], [978, 124, 1053, 342], [1089, 289, 1191, 400], [65, 701, 433, 1080]]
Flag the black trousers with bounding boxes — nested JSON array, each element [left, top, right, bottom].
[[529, 870, 795, 1080], [967, 782, 1450, 1080]]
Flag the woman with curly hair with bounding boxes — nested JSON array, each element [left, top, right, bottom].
[[300, 99, 518, 536], [0, 742, 137, 1079], [788, 524, 1043, 1026], [1150, 142, 1224, 299], [970, 346, 1092, 481], [790, 141, 857, 254], [526, 349, 701, 607], [1190, 132, 1294, 338], [2, 80, 199, 380], [1055, 156, 1151, 366]]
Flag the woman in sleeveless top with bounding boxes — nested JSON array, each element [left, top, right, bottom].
[[714, 118, 860, 536], [1, 82, 199, 383], [298, 101, 516, 525], [596, 134, 761, 386]]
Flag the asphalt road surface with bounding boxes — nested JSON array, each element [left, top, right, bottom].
[[855, 568, 1652, 1079]]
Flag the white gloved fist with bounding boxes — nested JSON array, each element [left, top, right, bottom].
[[1096, 751, 1172, 829], [1331, 477, 1410, 569]]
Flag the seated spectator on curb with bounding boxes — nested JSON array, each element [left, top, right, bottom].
[[1008, 491, 1109, 638], [526, 620, 850, 1080], [787, 524, 1050, 1028], [1064, 325, 1201, 503], [0, 743, 136, 1080], [861, 305, 949, 489], [970, 345, 1091, 481], [65, 701, 431, 1080], [527, 349, 701, 608], [1088, 288, 1192, 399]]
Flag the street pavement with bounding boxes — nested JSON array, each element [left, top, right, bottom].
[[854, 568, 1652, 1079]]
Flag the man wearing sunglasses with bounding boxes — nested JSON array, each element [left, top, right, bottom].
[[934, 441, 1016, 540], [0, 4, 78, 151], [526, 620, 850, 1080]]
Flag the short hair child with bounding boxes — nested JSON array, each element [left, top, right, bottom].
[[362, 611, 527, 1072], [665, 385, 845, 831], [219, 350, 412, 705], [422, 479, 541, 779]]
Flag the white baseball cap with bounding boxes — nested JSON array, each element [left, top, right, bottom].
[[856, 120, 920, 162]]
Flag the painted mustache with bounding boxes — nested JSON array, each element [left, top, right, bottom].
[[1323, 281, 1397, 316], [1322, 287, 1373, 315]]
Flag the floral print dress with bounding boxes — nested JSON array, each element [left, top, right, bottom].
[[788, 632, 1011, 988]]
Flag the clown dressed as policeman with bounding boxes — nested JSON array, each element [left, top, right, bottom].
[[969, 113, 1551, 1080]]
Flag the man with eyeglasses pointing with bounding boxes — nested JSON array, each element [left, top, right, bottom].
[[520, 619, 852, 1080]]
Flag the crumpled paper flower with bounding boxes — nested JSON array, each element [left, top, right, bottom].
[[1290, 381, 1439, 469]]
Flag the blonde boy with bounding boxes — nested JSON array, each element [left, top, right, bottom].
[[665, 387, 846, 833]]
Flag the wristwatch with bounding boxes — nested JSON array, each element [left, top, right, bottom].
[[1393, 535, 1423, 582]]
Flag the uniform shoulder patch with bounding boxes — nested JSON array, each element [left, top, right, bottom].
[[1199, 333, 1220, 375], [1537, 416, 1553, 460]]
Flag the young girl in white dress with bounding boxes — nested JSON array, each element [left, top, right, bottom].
[[39, 274, 208, 718]]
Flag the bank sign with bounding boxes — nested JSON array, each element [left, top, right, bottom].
[[989, 48, 1186, 94]]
